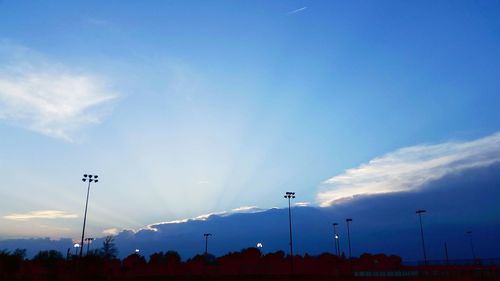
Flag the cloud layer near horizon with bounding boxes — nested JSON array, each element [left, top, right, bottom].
[[3, 210, 78, 221], [317, 133, 500, 206], [0, 43, 116, 141]]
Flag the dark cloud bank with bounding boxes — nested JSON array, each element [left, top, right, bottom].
[[2, 163, 500, 261]]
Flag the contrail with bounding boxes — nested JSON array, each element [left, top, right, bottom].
[[288, 6, 307, 15]]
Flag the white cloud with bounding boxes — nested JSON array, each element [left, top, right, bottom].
[[0, 44, 117, 141], [230, 206, 260, 213], [317, 133, 500, 207], [103, 228, 120, 235], [288, 7, 307, 15], [144, 206, 265, 231], [3, 210, 78, 221], [294, 202, 310, 207]]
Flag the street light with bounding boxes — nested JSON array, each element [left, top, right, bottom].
[[73, 243, 80, 256], [346, 218, 353, 259], [416, 209, 427, 265], [466, 231, 476, 261], [84, 237, 94, 255], [333, 223, 340, 256], [80, 174, 98, 257], [204, 233, 212, 256], [284, 191, 295, 274]]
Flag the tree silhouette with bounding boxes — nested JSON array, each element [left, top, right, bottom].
[[0, 248, 26, 275], [33, 250, 64, 261], [101, 235, 118, 259]]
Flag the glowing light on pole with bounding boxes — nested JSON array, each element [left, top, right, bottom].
[[73, 243, 80, 256], [333, 223, 340, 256]]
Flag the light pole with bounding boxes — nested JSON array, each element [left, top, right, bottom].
[[73, 243, 80, 256], [80, 174, 98, 257], [346, 218, 353, 259], [85, 237, 94, 255], [466, 231, 476, 261], [204, 233, 212, 256], [333, 223, 340, 256], [284, 191, 295, 274], [416, 209, 427, 265]]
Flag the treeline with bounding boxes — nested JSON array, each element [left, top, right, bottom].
[[0, 238, 402, 281]]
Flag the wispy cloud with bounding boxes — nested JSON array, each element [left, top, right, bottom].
[[3, 210, 78, 221], [317, 133, 500, 207], [144, 206, 265, 231], [0, 43, 117, 141], [103, 228, 120, 235], [294, 202, 310, 207], [288, 7, 307, 15]]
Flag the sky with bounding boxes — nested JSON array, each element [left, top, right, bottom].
[[0, 0, 499, 253]]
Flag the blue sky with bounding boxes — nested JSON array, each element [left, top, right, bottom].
[[0, 0, 499, 245]]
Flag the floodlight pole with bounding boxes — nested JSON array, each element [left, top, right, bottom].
[[73, 243, 80, 255], [80, 174, 98, 257], [416, 209, 427, 265], [346, 218, 353, 259], [333, 223, 340, 256], [284, 192, 295, 274], [85, 237, 94, 255], [204, 233, 212, 256]]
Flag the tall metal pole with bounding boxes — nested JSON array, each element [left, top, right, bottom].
[[466, 231, 476, 260], [74, 244, 80, 255], [80, 180, 91, 257], [416, 210, 427, 265], [346, 218, 352, 259], [337, 232, 341, 257], [287, 196, 294, 272], [80, 174, 98, 257], [85, 238, 94, 255], [333, 223, 339, 256], [284, 192, 295, 274], [204, 233, 212, 256]]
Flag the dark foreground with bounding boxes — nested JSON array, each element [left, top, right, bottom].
[[1, 248, 499, 281]]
